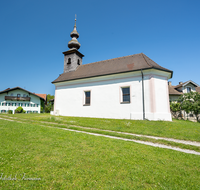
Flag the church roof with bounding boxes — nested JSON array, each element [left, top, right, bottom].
[[52, 53, 173, 83]]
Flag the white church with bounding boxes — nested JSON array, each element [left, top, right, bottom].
[[52, 19, 173, 121]]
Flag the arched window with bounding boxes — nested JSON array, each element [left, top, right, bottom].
[[77, 59, 80, 65], [67, 58, 71, 64]]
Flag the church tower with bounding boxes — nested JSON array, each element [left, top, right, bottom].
[[63, 17, 84, 73]]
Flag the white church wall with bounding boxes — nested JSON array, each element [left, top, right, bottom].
[[54, 70, 172, 121], [151, 75, 171, 121]]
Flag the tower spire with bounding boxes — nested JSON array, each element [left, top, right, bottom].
[[68, 15, 81, 50]]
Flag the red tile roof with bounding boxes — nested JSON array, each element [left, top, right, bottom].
[[35, 94, 47, 101]]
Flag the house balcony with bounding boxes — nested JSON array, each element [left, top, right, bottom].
[[5, 96, 31, 101]]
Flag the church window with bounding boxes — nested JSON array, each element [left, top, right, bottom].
[[67, 58, 71, 64], [77, 59, 80, 65], [84, 91, 91, 105], [121, 87, 130, 103]]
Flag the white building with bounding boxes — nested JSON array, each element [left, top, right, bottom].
[[52, 19, 173, 121], [0, 87, 46, 114]]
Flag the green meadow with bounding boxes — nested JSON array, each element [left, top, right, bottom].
[[0, 114, 200, 189]]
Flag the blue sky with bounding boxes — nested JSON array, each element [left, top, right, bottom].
[[0, 0, 200, 95]]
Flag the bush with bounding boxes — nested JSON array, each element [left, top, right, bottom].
[[170, 102, 181, 119], [8, 110, 13, 114], [15, 106, 25, 114]]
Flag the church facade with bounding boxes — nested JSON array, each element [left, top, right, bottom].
[[52, 19, 173, 121]]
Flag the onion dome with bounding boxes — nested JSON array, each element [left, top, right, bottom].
[[68, 18, 81, 50]]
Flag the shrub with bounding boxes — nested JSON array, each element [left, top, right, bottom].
[[8, 110, 13, 114], [15, 106, 25, 114]]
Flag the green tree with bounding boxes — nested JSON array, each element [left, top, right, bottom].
[[178, 92, 200, 122], [45, 94, 54, 113], [170, 102, 181, 119], [40, 99, 45, 113]]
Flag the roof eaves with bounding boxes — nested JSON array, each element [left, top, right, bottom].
[[182, 80, 199, 87], [52, 67, 173, 84], [0, 87, 45, 100]]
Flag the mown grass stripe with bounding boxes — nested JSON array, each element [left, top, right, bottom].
[[1, 115, 200, 147], [48, 126, 200, 156], [1, 117, 200, 156]]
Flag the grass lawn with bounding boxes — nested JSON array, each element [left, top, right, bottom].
[[0, 116, 200, 189], [2, 113, 200, 141]]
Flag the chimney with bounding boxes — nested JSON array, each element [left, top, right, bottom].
[[168, 81, 172, 86], [179, 82, 183, 85]]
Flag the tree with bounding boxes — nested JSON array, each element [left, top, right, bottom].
[[40, 99, 45, 113], [170, 102, 181, 119], [45, 94, 54, 113], [178, 92, 200, 122]]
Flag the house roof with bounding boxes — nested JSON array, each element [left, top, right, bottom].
[[168, 85, 183, 95], [196, 87, 200, 93], [35, 94, 47, 101], [169, 81, 200, 96], [52, 53, 173, 83], [175, 80, 199, 89], [0, 87, 46, 101]]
